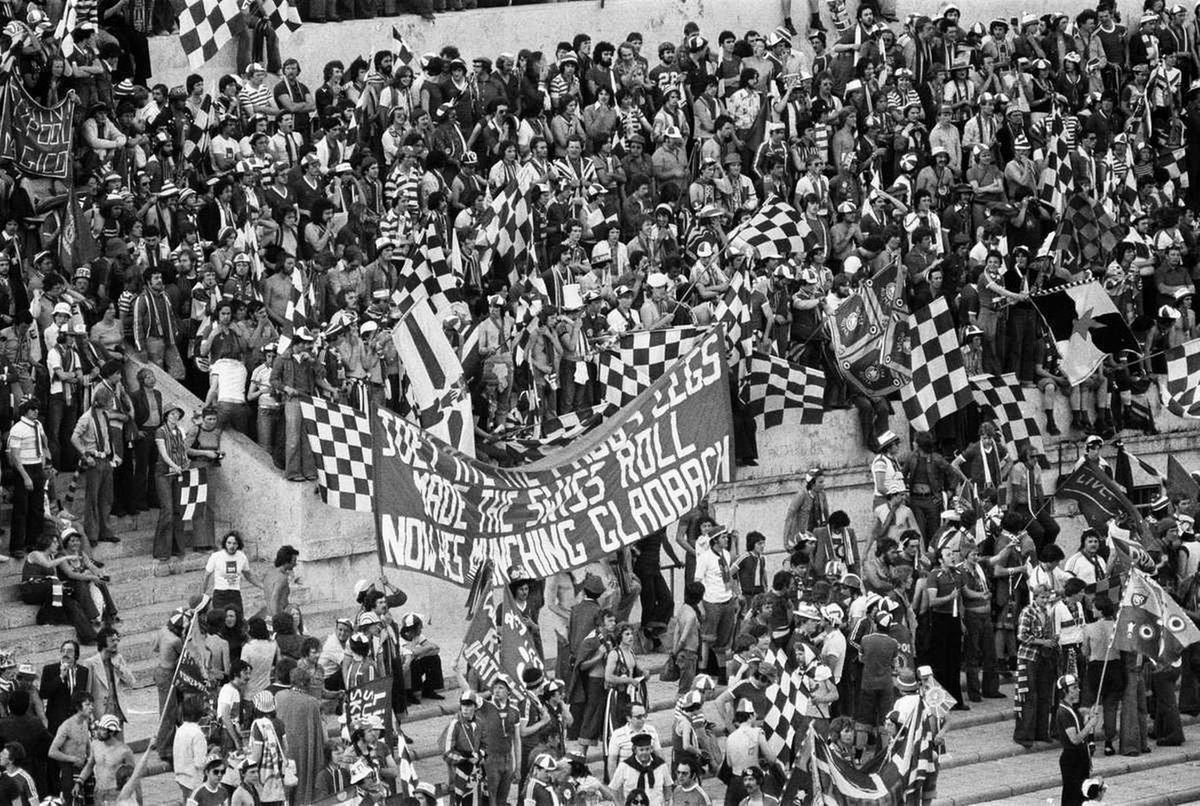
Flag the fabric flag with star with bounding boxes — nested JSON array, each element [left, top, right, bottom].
[[1115, 568, 1200, 667], [1032, 280, 1138, 385]]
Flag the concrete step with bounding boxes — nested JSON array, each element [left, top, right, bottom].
[[981, 758, 1200, 805], [0, 556, 208, 631], [933, 724, 1200, 806]]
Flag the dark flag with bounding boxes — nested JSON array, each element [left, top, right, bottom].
[[1115, 569, 1200, 667], [1054, 460, 1143, 532], [1167, 455, 1200, 503], [346, 675, 396, 736], [0, 81, 77, 178], [1033, 280, 1138, 384]]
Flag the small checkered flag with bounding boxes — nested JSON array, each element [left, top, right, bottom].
[[177, 0, 247, 69], [900, 297, 972, 432], [745, 352, 825, 428], [968, 373, 1045, 456], [1157, 147, 1190, 193], [298, 396, 375, 513], [727, 199, 816, 259], [1165, 337, 1200, 418], [260, 0, 301, 37], [177, 467, 208, 521]]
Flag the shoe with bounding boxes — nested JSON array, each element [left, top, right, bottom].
[[1015, 740, 1033, 749], [402, 731, 414, 744], [406, 693, 421, 705], [809, 12, 826, 31], [1045, 415, 1061, 436], [968, 694, 982, 703], [983, 692, 1006, 699], [422, 690, 445, 700], [98, 535, 120, 543], [951, 703, 970, 711], [153, 561, 171, 577], [1104, 743, 1115, 756]]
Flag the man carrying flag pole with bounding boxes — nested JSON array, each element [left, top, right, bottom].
[[153, 595, 212, 759]]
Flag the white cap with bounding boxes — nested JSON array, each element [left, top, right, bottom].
[[647, 272, 668, 288]]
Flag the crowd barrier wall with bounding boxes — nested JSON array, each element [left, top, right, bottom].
[[145, 0, 1149, 87]]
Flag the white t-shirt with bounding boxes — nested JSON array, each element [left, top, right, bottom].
[[207, 550, 249, 591], [694, 549, 734, 604], [1052, 600, 1085, 646], [210, 358, 248, 404], [821, 629, 847, 683], [217, 681, 241, 721]]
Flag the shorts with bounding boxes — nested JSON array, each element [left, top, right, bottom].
[[855, 686, 896, 727], [700, 598, 738, 652]]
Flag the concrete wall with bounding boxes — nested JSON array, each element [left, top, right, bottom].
[[145, 0, 1148, 87], [711, 386, 1200, 565]]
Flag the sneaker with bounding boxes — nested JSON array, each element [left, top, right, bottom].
[[1104, 743, 1115, 756], [422, 690, 445, 700], [153, 561, 171, 577], [0, 553, 10, 563]]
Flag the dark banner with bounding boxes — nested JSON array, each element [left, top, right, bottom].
[[346, 675, 395, 737], [0, 80, 76, 179], [373, 328, 732, 586], [462, 586, 544, 703]]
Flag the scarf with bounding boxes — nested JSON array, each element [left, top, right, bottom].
[[622, 754, 661, 790]]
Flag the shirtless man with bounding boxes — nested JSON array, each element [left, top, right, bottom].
[[78, 714, 137, 805], [49, 691, 95, 797]]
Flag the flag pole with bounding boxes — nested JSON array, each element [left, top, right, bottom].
[[151, 594, 211, 742]]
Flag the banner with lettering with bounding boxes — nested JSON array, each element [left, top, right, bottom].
[[373, 327, 732, 586], [461, 586, 544, 703], [346, 675, 396, 737], [0, 80, 77, 179]]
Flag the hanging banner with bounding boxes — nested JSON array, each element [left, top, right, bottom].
[[373, 328, 732, 586], [346, 676, 396, 737], [0, 80, 77, 179]]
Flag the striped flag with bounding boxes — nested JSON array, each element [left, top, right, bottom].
[[901, 298, 972, 432], [418, 382, 476, 457], [392, 299, 465, 412], [177, 0, 247, 69], [275, 265, 315, 354]]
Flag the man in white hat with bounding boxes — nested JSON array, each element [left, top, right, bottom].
[[874, 479, 919, 542], [78, 712, 135, 803], [651, 124, 689, 188], [639, 272, 679, 330], [606, 285, 641, 334], [870, 430, 905, 505]]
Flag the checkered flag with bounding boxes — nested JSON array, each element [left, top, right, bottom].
[[900, 298, 972, 432], [745, 352, 825, 428], [967, 373, 1045, 456], [760, 646, 811, 766], [393, 222, 463, 319], [479, 182, 532, 269], [727, 199, 816, 259], [177, 467, 207, 521], [491, 403, 614, 464], [298, 396, 375, 513], [598, 351, 648, 408], [1165, 338, 1200, 418], [1036, 111, 1073, 210], [260, 0, 300, 37], [713, 270, 754, 365], [177, 0, 247, 69], [610, 326, 705, 373], [1157, 147, 1190, 193]]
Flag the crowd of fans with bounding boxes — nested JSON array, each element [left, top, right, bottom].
[[0, 0, 1199, 802]]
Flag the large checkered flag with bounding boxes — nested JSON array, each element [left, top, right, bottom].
[[900, 298, 972, 432], [598, 351, 648, 408], [596, 327, 707, 408], [745, 352, 825, 428], [760, 646, 811, 766], [1165, 338, 1200, 418], [726, 199, 816, 259], [298, 396, 375, 512], [177, 0, 247, 69], [478, 182, 533, 277], [393, 223, 463, 319], [967, 373, 1045, 456], [1036, 111, 1073, 210], [177, 467, 208, 521]]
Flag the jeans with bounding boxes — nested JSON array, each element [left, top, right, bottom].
[[1005, 308, 1039, 383], [851, 395, 889, 451], [46, 393, 78, 470], [236, 16, 281, 75], [153, 473, 187, 560], [10, 464, 46, 555], [908, 495, 942, 546], [928, 611, 963, 705], [256, 406, 284, 469], [635, 569, 672, 634], [963, 609, 1000, 699], [484, 761, 513, 806], [145, 336, 185, 379], [82, 460, 116, 543], [216, 402, 252, 438], [131, 433, 158, 510], [283, 399, 316, 479], [1014, 652, 1056, 742]]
